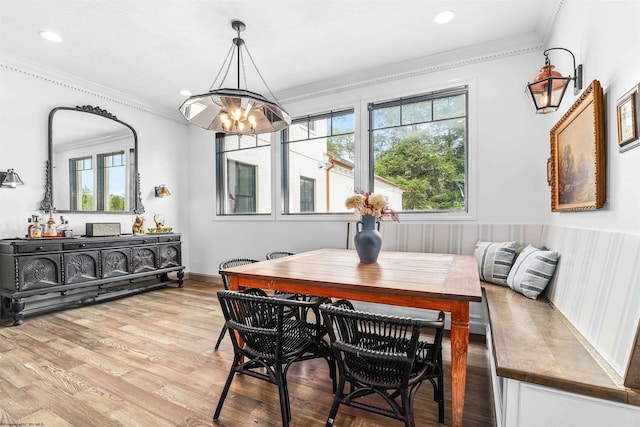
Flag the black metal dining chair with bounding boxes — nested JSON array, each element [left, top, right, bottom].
[[266, 251, 295, 260], [320, 301, 446, 427], [217, 256, 314, 350], [266, 251, 323, 311], [215, 258, 260, 349], [214, 289, 334, 427]]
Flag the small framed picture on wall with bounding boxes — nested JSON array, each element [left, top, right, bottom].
[[617, 84, 640, 152]]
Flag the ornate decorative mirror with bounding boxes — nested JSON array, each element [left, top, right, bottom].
[[41, 105, 144, 214]]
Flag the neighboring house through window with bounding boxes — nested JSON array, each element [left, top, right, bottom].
[[282, 109, 355, 214], [300, 176, 315, 212], [217, 133, 271, 215]]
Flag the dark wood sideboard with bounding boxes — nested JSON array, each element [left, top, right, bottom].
[[0, 234, 184, 325]]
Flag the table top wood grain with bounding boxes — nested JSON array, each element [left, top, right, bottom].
[[219, 248, 482, 305]]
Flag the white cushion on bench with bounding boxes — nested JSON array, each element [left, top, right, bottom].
[[507, 244, 559, 299], [474, 240, 517, 285]]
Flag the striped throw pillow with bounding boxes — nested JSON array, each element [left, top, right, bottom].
[[507, 245, 559, 299], [474, 241, 517, 285]]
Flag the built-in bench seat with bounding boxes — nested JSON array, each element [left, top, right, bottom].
[[483, 281, 640, 426], [344, 223, 640, 426]]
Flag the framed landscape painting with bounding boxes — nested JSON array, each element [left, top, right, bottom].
[[549, 80, 605, 212]]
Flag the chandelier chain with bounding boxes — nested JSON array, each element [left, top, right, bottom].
[[210, 42, 236, 91], [239, 49, 248, 90], [243, 42, 283, 106]]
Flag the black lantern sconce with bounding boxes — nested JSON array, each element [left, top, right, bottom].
[[526, 47, 583, 114]]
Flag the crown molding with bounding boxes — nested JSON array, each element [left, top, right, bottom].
[[0, 51, 185, 123], [540, 0, 566, 46], [278, 34, 545, 105]]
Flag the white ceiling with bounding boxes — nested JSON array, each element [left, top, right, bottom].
[[0, 0, 560, 117]]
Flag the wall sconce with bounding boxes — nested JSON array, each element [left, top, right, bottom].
[[155, 184, 171, 197], [526, 47, 583, 114], [0, 169, 25, 188]]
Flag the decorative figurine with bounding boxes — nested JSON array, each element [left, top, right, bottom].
[[132, 216, 145, 234], [153, 213, 165, 233]]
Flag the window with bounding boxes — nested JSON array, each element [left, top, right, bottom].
[[68, 151, 128, 212], [228, 160, 257, 213], [369, 86, 468, 213], [69, 156, 93, 211], [282, 109, 354, 214], [217, 133, 271, 215], [300, 177, 315, 212], [97, 151, 126, 211]]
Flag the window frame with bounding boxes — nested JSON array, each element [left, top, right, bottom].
[[367, 85, 473, 218], [216, 132, 272, 216], [212, 79, 477, 222], [281, 108, 355, 217]]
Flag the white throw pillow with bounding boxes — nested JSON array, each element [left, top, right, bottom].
[[507, 244, 559, 299], [474, 241, 517, 286]]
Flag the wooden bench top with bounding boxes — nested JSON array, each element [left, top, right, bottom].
[[483, 282, 640, 406]]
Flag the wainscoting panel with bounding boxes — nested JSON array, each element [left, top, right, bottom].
[[348, 223, 544, 254], [541, 226, 640, 377]]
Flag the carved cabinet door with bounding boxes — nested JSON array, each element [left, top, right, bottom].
[[132, 246, 158, 273], [159, 243, 181, 269], [63, 251, 100, 284], [17, 254, 62, 291], [101, 248, 131, 278]]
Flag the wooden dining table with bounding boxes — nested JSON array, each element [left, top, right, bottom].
[[219, 248, 482, 427]]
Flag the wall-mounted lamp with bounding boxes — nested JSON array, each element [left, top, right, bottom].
[[526, 47, 583, 114], [0, 169, 25, 188], [155, 184, 171, 197]]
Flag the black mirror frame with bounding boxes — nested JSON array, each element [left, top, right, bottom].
[[40, 105, 145, 214]]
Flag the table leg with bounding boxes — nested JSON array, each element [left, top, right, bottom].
[[450, 301, 470, 427], [226, 277, 246, 359]]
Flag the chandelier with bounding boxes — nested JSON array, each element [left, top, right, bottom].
[[179, 20, 291, 135]]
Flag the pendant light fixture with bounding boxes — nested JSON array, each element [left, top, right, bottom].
[[179, 20, 291, 135], [526, 47, 583, 114]]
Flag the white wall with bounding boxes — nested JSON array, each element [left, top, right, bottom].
[[542, 0, 640, 233], [0, 57, 191, 270]]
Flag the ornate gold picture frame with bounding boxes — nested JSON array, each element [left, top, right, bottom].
[[549, 80, 605, 212]]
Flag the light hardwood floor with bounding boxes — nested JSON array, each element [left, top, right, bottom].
[[0, 280, 495, 426]]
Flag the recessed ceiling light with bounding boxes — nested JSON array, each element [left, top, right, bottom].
[[38, 30, 62, 43], [433, 10, 456, 24], [180, 90, 192, 96]]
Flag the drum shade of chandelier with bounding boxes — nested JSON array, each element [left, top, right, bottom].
[[525, 47, 583, 114], [179, 20, 291, 135]]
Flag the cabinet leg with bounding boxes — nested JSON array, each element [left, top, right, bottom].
[[10, 299, 25, 326], [177, 271, 184, 288]]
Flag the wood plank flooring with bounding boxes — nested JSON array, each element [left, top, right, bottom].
[[0, 280, 495, 426]]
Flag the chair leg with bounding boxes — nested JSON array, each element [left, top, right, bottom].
[[276, 371, 291, 427], [325, 378, 345, 426], [213, 363, 237, 420], [437, 374, 445, 424], [401, 389, 415, 427], [437, 350, 444, 424], [214, 324, 227, 350]]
